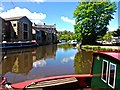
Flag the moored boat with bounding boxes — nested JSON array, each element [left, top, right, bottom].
[[68, 40, 77, 47], [0, 41, 38, 49]]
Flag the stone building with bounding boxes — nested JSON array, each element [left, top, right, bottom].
[[0, 17, 5, 42], [1, 16, 32, 42], [32, 23, 57, 45]]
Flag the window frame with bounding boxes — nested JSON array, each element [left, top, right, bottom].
[[101, 59, 109, 83], [108, 62, 116, 89]]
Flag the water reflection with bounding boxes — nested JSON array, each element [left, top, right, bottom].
[[74, 50, 93, 74], [57, 44, 74, 51], [2, 49, 34, 75], [1, 44, 93, 84], [33, 59, 46, 67], [61, 56, 75, 63]]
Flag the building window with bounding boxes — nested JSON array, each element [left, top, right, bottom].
[[24, 32, 28, 39], [108, 62, 116, 89], [13, 23, 16, 27], [23, 23, 28, 31], [101, 59, 108, 83]]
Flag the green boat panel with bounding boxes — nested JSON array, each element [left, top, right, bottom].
[[91, 52, 120, 90]]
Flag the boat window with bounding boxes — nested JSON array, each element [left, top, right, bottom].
[[101, 59, 108, 83], [108, 62, 116, 89]]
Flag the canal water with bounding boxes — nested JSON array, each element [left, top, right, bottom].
[[1, 44, 93, 84]]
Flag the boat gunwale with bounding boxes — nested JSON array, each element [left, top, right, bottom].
[[11, 74, 92, 89]]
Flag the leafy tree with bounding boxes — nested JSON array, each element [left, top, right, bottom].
[[113, 28, 120, 37], [102, 31, 113, 41], [62, 30, 67, 34], [57, 30, 74, 41], [74, 0, 116, 45]]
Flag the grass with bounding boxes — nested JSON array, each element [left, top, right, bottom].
[[81, 45, 120, 51]]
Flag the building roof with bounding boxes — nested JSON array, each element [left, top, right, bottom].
[[4, 16, 27, 21], [33, 24, 57, 33], [0, 17, 5, 20], [34, 24, 56, 29]]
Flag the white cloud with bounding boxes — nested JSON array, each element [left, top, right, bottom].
[[0, 3, 4, 11], [0, 7, 4, 11], [61, 16, 75, 25], [0, 7, 46, 24]]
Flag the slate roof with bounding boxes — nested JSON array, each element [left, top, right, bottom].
[[4, 16, 26, 21]]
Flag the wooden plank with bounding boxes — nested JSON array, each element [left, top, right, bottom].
[[26, 77, 78, 89]]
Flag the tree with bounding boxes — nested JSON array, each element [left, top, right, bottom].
[[74, 0, 116, 45], [113, 28, 120, 37], [57, 30, 74, 41], [102, 31, 113, 41]]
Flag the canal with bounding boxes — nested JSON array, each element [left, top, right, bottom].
[[1, 44, 93, 84]]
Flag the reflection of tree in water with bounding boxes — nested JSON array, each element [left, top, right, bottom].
[[57, 44, 73, 50], [74, 50, 93, 74]]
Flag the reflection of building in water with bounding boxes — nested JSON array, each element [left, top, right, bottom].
[[33, 44, 57, 62], [44, 44, 57, 59], [2, 49, 33, 75], [74, 50, 93, 74]]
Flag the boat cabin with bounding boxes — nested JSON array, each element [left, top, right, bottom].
[[91, 51, 120, 89]]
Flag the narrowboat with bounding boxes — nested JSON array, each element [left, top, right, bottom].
[[0, 51, 120, 90], [0, 41, 38, 49]]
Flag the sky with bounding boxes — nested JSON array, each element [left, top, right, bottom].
[[0, 0, 119, 32]]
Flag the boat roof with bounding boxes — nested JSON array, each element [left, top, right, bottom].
[[94, 51, 120, 61]]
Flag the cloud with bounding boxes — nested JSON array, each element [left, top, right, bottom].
[[61, 16, 75, 25], [0, 3, 4, 11], [0, 7, 46, 24], [0, 7, 4, 11]]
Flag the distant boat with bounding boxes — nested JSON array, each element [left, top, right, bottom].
[[68, 40, 77, 47], [1, 51, 120, 90]]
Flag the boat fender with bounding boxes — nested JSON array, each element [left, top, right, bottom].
[[5, 84, 14, 90]]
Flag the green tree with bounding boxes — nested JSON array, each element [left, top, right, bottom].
[[113, 28, 120, 37], [102, 31, 113, 41], [57, 30, 74, 41], [74, 0, 116, 45]]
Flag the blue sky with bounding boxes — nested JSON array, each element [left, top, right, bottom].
[[0, 1, 119, 32]]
